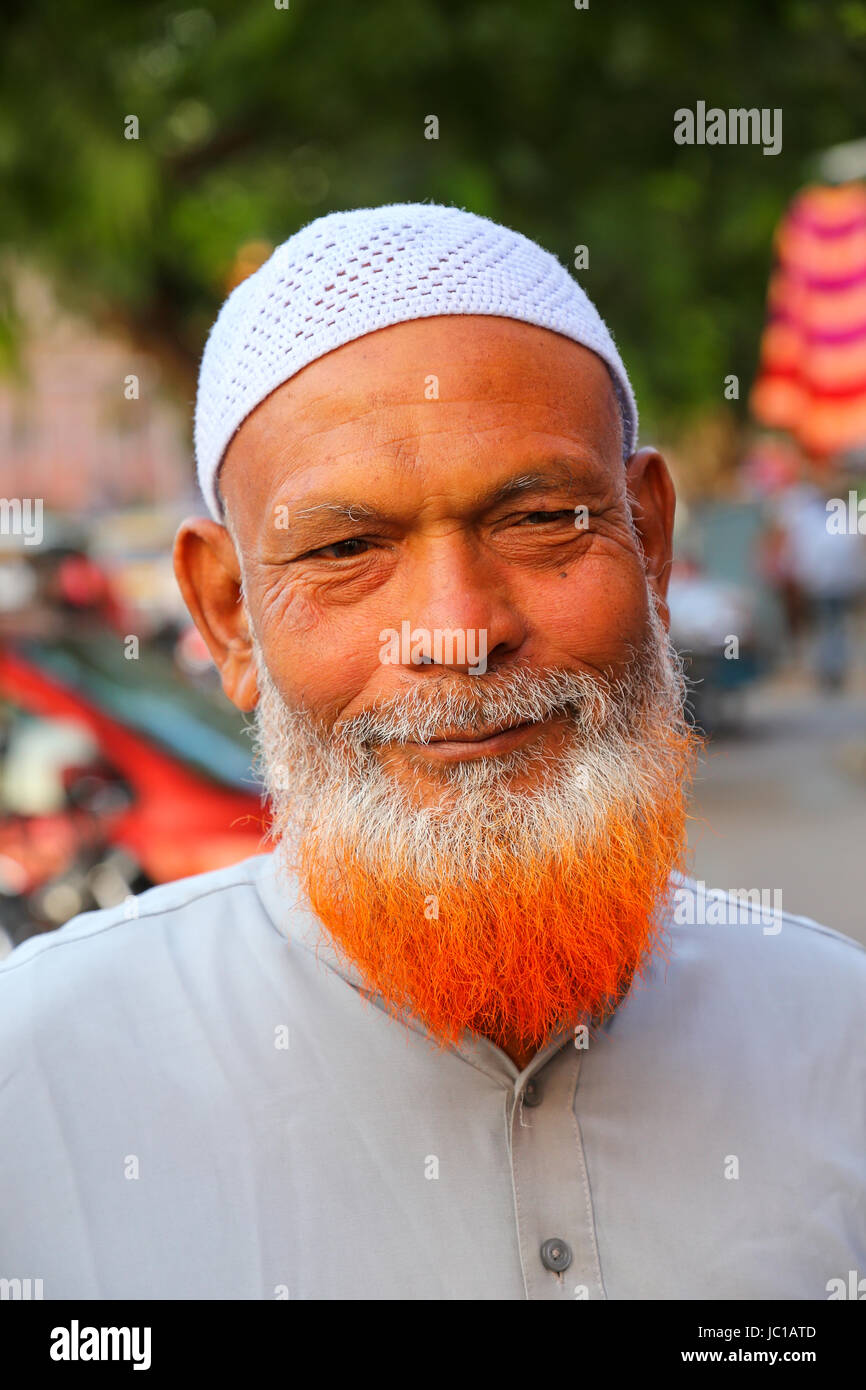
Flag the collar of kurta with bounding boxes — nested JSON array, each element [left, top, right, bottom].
[[252, 848, 624, 1083]]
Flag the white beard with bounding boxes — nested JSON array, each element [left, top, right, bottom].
[[249, 597, 693, 888]]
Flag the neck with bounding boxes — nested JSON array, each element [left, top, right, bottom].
[[492, 1031, 539, 1072]]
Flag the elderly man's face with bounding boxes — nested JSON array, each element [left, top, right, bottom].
[[183, 317, 673, 781], [175, 316, 691, 1063]]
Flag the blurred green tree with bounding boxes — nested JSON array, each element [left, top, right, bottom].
[[1, 0, 864, 438]]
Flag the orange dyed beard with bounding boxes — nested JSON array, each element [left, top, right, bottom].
[[253, 608, 698, 1056], [298, 785, 690, 1051]]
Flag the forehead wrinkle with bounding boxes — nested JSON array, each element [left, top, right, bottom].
[[255, 360, 621, 478], [272, 358, 618, 435]]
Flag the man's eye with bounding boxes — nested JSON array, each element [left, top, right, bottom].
[[517, 510, 581, 525], [307, 537, 372, 560]]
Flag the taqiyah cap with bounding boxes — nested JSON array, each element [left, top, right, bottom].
[[194, 202, 638, 519]]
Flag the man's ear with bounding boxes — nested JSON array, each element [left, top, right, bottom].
[[624, 448, 676, 628], [173, 518, 259, 712]]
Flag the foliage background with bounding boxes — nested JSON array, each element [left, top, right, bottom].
[[1, 0, 866, 442]]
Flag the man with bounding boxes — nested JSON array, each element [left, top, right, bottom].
[[0, 204, 863, 1300]]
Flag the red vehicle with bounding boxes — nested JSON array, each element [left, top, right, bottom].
[[0, 640, 267, 948]]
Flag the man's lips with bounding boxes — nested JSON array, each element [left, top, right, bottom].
[[427, 719, 531, 743], [397, 715, 559, 762]]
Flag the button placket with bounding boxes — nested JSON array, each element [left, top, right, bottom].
[[509, 1042, 605, 1300], [518, 1074, 543, 1128]]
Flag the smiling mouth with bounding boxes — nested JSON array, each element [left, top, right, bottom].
[[397, 715, 560, 762], [426, 720, 533, 744]]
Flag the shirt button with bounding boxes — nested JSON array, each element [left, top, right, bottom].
[[540, 1238, 573, 1273], [523, 1078, 543, 1107]]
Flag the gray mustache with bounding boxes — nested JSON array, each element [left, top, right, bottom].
[[336, 668, 614, 748]]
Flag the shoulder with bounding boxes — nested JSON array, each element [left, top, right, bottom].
[[668, 871, 864, 957], [663, 871, 866, 1032], [0, 854, 283, 1019]]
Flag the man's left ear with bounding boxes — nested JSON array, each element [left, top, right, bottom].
[[624, 448, 676, 624]]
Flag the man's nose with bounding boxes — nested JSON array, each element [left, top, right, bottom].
[[393, 535, 528, 674]]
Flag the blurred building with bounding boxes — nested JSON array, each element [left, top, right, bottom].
[[0, 268, 192, 511]]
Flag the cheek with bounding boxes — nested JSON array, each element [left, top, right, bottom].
[[534, 558, 651, 672], [252, 580, 390, 720]]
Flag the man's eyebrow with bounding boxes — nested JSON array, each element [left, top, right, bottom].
[[484, 460, 588, 506], [287, 460, 593, 529], [293, 501, 377, 524]]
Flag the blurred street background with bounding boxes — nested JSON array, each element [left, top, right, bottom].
[[1, 1, 865, 951]]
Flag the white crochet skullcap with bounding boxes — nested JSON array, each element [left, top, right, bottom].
[[194, 202, 638, 520]]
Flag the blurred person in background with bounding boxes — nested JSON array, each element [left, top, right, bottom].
[[770, 481, 866, 689]]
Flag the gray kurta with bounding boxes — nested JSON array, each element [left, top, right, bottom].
[[0, 852, 863, 1300]]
